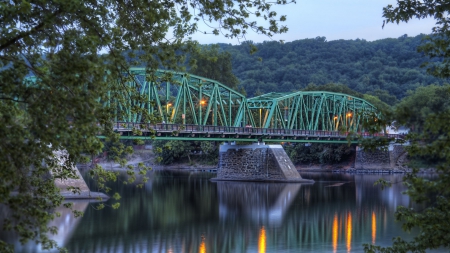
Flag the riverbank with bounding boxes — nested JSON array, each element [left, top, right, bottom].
[[90, 150, 218, 172], [91, 159, 434, 175], [83, 149, 437, 174]]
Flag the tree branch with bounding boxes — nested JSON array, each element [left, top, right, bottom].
[[0, 9, 62, 52]]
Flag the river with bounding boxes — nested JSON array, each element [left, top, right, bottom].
[[6, 171, 441, 252]]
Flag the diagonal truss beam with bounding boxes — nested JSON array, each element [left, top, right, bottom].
[[245, 91, 379, 132], [111, 68, 253, 127]]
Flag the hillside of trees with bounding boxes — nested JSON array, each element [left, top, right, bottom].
[[217, 34, 448, 100]]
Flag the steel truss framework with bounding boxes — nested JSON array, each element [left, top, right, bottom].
[[113, 68, 252, 127], [26, 68, 381, 138], [245, 91, 379, 132], [114, 69, 379, 132]]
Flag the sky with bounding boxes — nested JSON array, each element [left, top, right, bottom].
[[192, 0, 437, 45]]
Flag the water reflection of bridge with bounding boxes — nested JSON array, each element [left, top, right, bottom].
[[2, 172, 418, 252], [217, 182, 302, 225], [10, 173, 423, 253]]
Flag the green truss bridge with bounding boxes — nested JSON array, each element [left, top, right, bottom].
[[111, 68, 400, 143]]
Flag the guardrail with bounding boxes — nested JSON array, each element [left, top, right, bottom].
[[112, 122, 404, 139]]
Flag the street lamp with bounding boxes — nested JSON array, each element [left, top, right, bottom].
[[166, 102, 172, 122], [259, 108, 262, 128], [199, 100, 206, 126], [346, 112, 352, 130], [332, 115, 338, 131]]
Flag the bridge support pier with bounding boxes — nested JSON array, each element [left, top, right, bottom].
[[51, 150, 108, 199], [212, 143, 314, 183], [354, 144, 408, 170]]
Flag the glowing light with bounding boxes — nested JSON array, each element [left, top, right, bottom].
[[347, 112, 352, 117], [259, 226, 266, 253], [372, 211, 377, 244], [332, 213, 338, 253], [200, 100, 206, 105], [346, 212, 352, 253], [167, 103, 172, 107], [199, 236, 206, 253]]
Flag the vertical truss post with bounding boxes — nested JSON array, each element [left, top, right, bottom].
[[228, 92, 232, 127], [199, 84, 203, 126], [216, 91, 219, 125]]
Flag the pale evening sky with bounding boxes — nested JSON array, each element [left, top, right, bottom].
[[191, 0, 436, 44]]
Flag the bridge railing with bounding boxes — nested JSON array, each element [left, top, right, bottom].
[[112, 122, 405, 140]]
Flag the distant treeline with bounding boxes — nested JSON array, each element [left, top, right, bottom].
[[217, 34, 448, 100]]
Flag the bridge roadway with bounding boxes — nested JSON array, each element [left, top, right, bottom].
[[112, 122, 402, 143]]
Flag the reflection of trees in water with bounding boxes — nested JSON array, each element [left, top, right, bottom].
[[61, 172, 418, 253], [1, 201, 88, 253]]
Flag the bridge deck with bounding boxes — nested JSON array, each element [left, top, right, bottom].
[[111, 122, 403, 143]]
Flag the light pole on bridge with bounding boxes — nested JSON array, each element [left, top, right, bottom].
[[346, 112, 352, 131], [199, 99, 206, 126], [166, 102, 172, 122]]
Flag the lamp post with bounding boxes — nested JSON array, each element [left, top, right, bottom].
[[346, 112, 352, 131], [199, 100, 206, 126], [166, 102, 172, 122], [284, 106, 288, 129], [333, 115, 338, 131], [259, 108, 262, 128]]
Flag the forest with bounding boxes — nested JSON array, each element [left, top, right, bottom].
[[217, 34, 448, 101]]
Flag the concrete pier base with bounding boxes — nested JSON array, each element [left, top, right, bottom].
[[354, 144, 408, 170], [53, 166, 109, 199], [212, 143, 313, 183], [51, 149, 109, 200]]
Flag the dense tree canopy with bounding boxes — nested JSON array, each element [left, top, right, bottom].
[[189, 44, 240, 91], [285, 143, 354, 165], [302, 83, 364, 98], [0, 0, 293, 251], [383, 0, 450, 78], [217, 35, 447, 98], [395, 84, 450, 132]]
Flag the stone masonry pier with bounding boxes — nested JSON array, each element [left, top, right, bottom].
[[354, 144, 408, 170], [212, 143, 314, 183], [51, 149, 109, 200]]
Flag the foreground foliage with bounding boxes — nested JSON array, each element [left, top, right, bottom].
[[0, 0, 292, 251], [364, 1, 450, 252], [365, 109, 450, 253]]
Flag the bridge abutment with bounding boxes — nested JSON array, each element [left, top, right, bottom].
[[355, 144, 408, 170], [212, 143, 313, 183], [51, 149, 108, 199]]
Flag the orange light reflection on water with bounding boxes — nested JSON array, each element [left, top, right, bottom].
[[332, 213, 338, 253], [346, 212, 352, 253], [259, 226, 266, 253], [372, 211, 377, 244], [199, 236, 206, 253]]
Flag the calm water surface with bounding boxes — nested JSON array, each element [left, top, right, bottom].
[[9, 171, 438, 252]]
